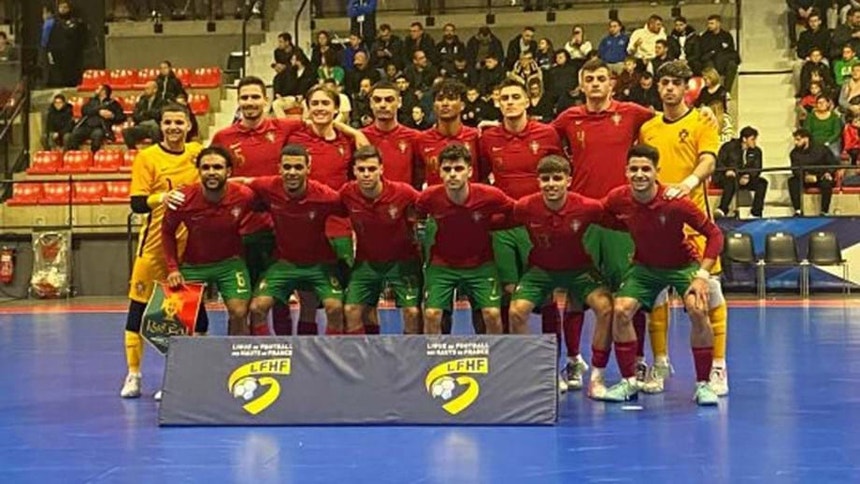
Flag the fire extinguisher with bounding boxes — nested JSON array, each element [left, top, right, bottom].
[[0, 247, 14, 284]]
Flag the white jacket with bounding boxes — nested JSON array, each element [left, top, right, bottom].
[[627, 25, 667, 61]]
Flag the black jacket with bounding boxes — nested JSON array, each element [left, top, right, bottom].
[[132, 94, 165, 125], [371, 35, 404, 70], [465, 33, 505, 70], [716, 138, 763, 183], [505, 35, 538, 71], [76, 96, 126, 138], [436, 37, 466, 76], [699, 29, 740, 65], [667, 25, 697, 61], [45, 103, 74, 134], [790, 141, 838, 177], [156, 73, 186, 103], [797, 26, 831, 60], [403, 34, 437, 67]]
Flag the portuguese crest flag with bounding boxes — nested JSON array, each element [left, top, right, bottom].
[[141, 282, 206, 355]]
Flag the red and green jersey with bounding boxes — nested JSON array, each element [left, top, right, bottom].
[[479, 120, 564, 200], [416, 183, 515, 268], [211, 118, 303, 236], [361, 123, 419, 186], [602, 184, 724, 268], [513, 192, 605, 271], [247, 177, 347, 264], [552, 101, 653, 198], [339, 180, 420, 263], [414, 125, 481, 186], [286, 126, 354, 238], [162, 182, 254, 271]]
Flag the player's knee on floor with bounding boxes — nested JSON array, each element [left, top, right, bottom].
[[125, 300, 147, 332]]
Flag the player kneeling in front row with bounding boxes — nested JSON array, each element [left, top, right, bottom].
[[162, 146, 255, 335], [601, 145, 724, 406], [340, 146, 423, 334], [508, 155, 614, 396]]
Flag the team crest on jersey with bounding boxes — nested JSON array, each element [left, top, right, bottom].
[[679, 129, 690, 143], [398, 140, 408, 153], [231, 206, 242, 220], [265, 131, 276, 143], [135, 281, 146, 296], [529, 140, 540, 155], [570, 219, 581, 233], [612, 113, 622, 126], [472, 212, 483, 222], [388, 205, 399, 219]]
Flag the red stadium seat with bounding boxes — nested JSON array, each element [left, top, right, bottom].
[[109, 69, 138, 90], [111, 120, 135, 146], [73, 181, 107, 204], [685, 76, 706, 106], [26, 151, 63, 175], [174, 68, 192, 87], [41, 182, 73, 205], [6, 183, 43, 206], [191, 67, 222, 88], [189, 94, 210, 114], [78, 69, 109, 91], [102, 181, 131, 204], [90, 150, 124, 173], [69, 96, 87, 119], [120, 150, 138, 173], [59, 151, 94, 174], [134, 68, 159, 89], [119, 95, 137, 115]]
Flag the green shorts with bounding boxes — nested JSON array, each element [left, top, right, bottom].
[[616, 263, 698, 311], [255, 260, 344, 303], [180, 258, 251, 301], [242, 230, 276, 286], [345, 260, 422, 307], [583, 225, 635, 290], [329, 236, 355, 267], [492, 226, 532, 286], [424, 263, 501, 310], [420, 217, 437, 262], [513, 266, 605, 307]]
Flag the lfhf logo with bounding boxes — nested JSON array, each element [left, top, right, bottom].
[[227, 343, 293, 415], [425, 341, 490, 415]]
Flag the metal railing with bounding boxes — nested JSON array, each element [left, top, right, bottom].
[[317, 0, 719, 16]]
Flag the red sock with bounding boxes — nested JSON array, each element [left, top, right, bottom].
[[325, 326, 343, 335], [347, 326, 365, 335], [614, 341, 637, 379], [633, 311, 647, 357], [272, 302, 293, 335], [563, 311, 584, 358], [251, 323, 270, 336], [692, 346, 714, 382], [541, 303, 559, 334], [591, 345, 610, 369], [297, 321, 318, 335], [364, 324, 380, 335]]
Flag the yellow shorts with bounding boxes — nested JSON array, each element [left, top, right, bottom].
[[689, 233, 723, 275], [129, 253, 169, 303]]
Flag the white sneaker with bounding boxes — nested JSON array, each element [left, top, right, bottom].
[[588, 374, 607, 400], [120, 373, 142, 398], [154, 390, 163, 401], [709, 366, 729, 396], [564, 356, 589, 390], [641, 360, 674, 394], [558, 376, 569, 394]]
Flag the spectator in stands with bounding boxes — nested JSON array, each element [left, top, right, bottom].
[[526, 79, 555, 122], [598, 19, 630, 73], [345, 50, 380, 96], [41, 94, 74, 151], [833, 44, 859, 86], [408, 105, 432, 130], [830, 7, 860, 59], [799, 80, 825, 116], [372, 24, 404, 71], [838, 1, 860, 26], [615, 56, 641, 100], [311, 31, 343, 70], [563, 26, 593, 72], [510, 51, 542, 87], [404, 22, 437, 67], [437, 23, 465, 78], [713, 126, 768, 218], [447, 56, 474, 86], [395, 75, 418, 124], [156, 61, 186, 103], [647, 39, 673, 75], [800, 47, 835, 96], [404, 50, 439, 97], [788, 1, 830, 48], [842, 113, 860, 164], [122, 81, 163, 149], [342, 33, 365, 71], [274, 32, 299, 66], [668, 16, 696, 61], [348, 0, 377, 45], [47, 0, 87, 88], [545, 49, 578, 103], [838, 63, 860, 116], [696, 67, 730, 113], [628, 15, 667, 63], [39, 6, 55, 87], [173, 93, 199, 140], [535, 39, 554, 72], [506, 26, 537, 71], [465, 26, 504, 73], [804, 95, 844, 158], [797, 11, 831, 60], [0, 32, 16, 62], [272, 52, 315, 118], [462, 86, 492, 127], [351, 78, 374, 128], [789, 128, 838, 215], [321, 78, 352, 123], [67, 84, 125, 152], [475, 53, 505, 97], [318, 49, 346, 86], [700, 15, 740, 89], [628, 71, 661, 110]]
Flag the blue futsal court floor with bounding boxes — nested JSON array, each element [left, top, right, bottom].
[[1, 300, 859, 483]]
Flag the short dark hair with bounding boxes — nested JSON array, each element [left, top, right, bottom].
[[498, 78, 528, 94], [278, 32, 292, 42], [99, 84, 113, 97], [739, 126, 758, 140], [793, 128, 811, 139], [369, 80, 400, 96], [649, 14, 663, 22], [433, 78, 466, 101], [627, 144, 660, 167], [281, 144, 310, 163], [354, 145, 382, 163], [675, 16, 687, 23], [537, 155, 571, 175], [581, 57, 610, 74], [161, 102, 189, 119], [237, 76, 267, 94], [708, 14, 722, 22], [439, 143, 472, 166], [161, 60, 173, 68], [410, 21, 423, 29], [656, 60, 693, 82], [196, 145, 234, 168], [656, 39, 668, 48]]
